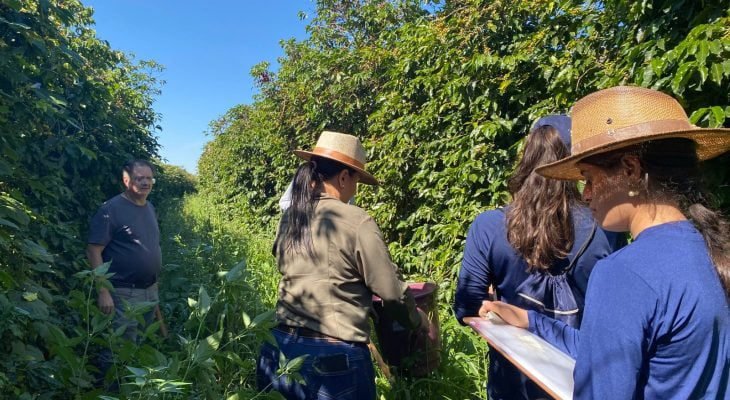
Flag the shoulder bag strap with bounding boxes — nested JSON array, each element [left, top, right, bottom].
[[564, 222, 597, 273]]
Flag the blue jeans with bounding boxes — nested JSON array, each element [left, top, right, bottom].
[[256, 328, 375, 400]]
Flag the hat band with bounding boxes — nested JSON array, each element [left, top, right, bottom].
[[572, 119, 694, 154], [311, 147, 365, 169]]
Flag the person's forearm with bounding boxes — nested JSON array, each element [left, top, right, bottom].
[[86, 243, 106, 268], [87, 250, 103, 269]]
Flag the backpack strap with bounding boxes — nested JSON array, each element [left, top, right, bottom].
[[564, 222, 597, 273]]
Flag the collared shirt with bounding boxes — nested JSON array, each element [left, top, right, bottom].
[[274, 193, 420, 343]]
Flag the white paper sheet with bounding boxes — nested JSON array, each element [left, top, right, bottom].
[[467, 314, 575, 400]]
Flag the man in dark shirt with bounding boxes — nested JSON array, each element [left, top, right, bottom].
[[87, 159, 162, 385]]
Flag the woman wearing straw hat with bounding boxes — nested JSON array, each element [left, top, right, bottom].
[[256, 131, 427, 400], [480, 86, 730, 399], [454, 115, 624, 400]]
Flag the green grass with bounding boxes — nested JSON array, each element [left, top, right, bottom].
[[151, 193, 488, 399]]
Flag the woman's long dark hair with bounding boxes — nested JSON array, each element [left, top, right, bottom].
[[506, 125, 580, 271], [279, 156, 354, 256], [582, 138, 730, 298]]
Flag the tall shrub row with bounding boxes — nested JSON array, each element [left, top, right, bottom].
[[198, 0, 730, 300], [0, 1, 162, 396]]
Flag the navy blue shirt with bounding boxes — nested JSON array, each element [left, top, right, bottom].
[[529, 221, 730, 399], [454, 206, 623, 399], [88, 194, 161, 287]]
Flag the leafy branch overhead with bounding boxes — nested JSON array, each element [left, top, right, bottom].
[[199, 0, 730, 286]]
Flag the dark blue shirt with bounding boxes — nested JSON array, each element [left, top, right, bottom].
[[454, 206, 622, 399], [88, 194, 161, 286], [529, 221, 730, 399]]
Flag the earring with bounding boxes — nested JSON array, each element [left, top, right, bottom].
[[628, 190, 639, 197]]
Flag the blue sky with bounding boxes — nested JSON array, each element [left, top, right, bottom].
[[84, 1, 311, 173]]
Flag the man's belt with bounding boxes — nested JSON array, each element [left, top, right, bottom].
[[111, 279, 157, 289]]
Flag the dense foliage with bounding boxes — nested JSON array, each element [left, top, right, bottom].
[[194, 0, 730, 397], [2, 0, 729, 398], [199, 0, 730, 293], [0, 0, 163, 397]]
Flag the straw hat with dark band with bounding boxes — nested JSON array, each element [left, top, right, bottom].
[[294, 131, 379, 185], [535, 86, 730, 181]]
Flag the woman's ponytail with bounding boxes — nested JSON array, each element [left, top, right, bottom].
[[279, 156, 354, 257], [281, 161, 320, 256]]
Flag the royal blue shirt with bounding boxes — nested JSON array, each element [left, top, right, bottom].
[[454, 206, 623, 399], [529, 221, 730, 399]]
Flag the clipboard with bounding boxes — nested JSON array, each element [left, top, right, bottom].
[[464, 314, 575, 400]]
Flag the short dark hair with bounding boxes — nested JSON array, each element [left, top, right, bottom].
[[122, 159, 155, 176]]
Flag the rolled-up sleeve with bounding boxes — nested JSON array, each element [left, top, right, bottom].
[[355, 216, 421, 330]]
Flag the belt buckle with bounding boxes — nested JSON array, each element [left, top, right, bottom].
[[276, 324, 298, 336]]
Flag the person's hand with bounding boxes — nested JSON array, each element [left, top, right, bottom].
[[97, 288, 115, 315], [479, 300, 529, 329]]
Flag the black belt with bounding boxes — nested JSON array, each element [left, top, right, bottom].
[[111, 280, 157, 289], [275, 324, 342, 341]]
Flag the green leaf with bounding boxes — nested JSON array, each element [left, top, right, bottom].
[[0, 271, 15, 288], [17, 239, 52, 262], [192, 331, 222, 363], [93, 261, 112, 276], [77, 145, 97, 160], [3, 0, 23, 10], [48, 94, 67, 107], [0, 16, 30, 30], [696, 41, 709, 64], [0, 218, 19, 230], [225, 259, 246, 282], [198, 286, 211, 315], [187, 297, 197, 308], [709, 106, 725, 128], [671, 63, 693, 95], [46, 325, 69, 347], [285, 354, 308, 372], [689, 108, 709, 125], [22, 292, 38, 302], [250, 309, 274, 328], [126, 366, 147, 377], [91, 313, 108, 333], [205, 330, 222, 350], [710, 63, 723, 85]]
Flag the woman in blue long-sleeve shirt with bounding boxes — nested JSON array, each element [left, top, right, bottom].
[[481, 86, 730, 399], [454, 115, 623, 399]]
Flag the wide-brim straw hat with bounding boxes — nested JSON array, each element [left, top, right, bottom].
[[536, 86, 730, 180], [294, 130, 379, 185]]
